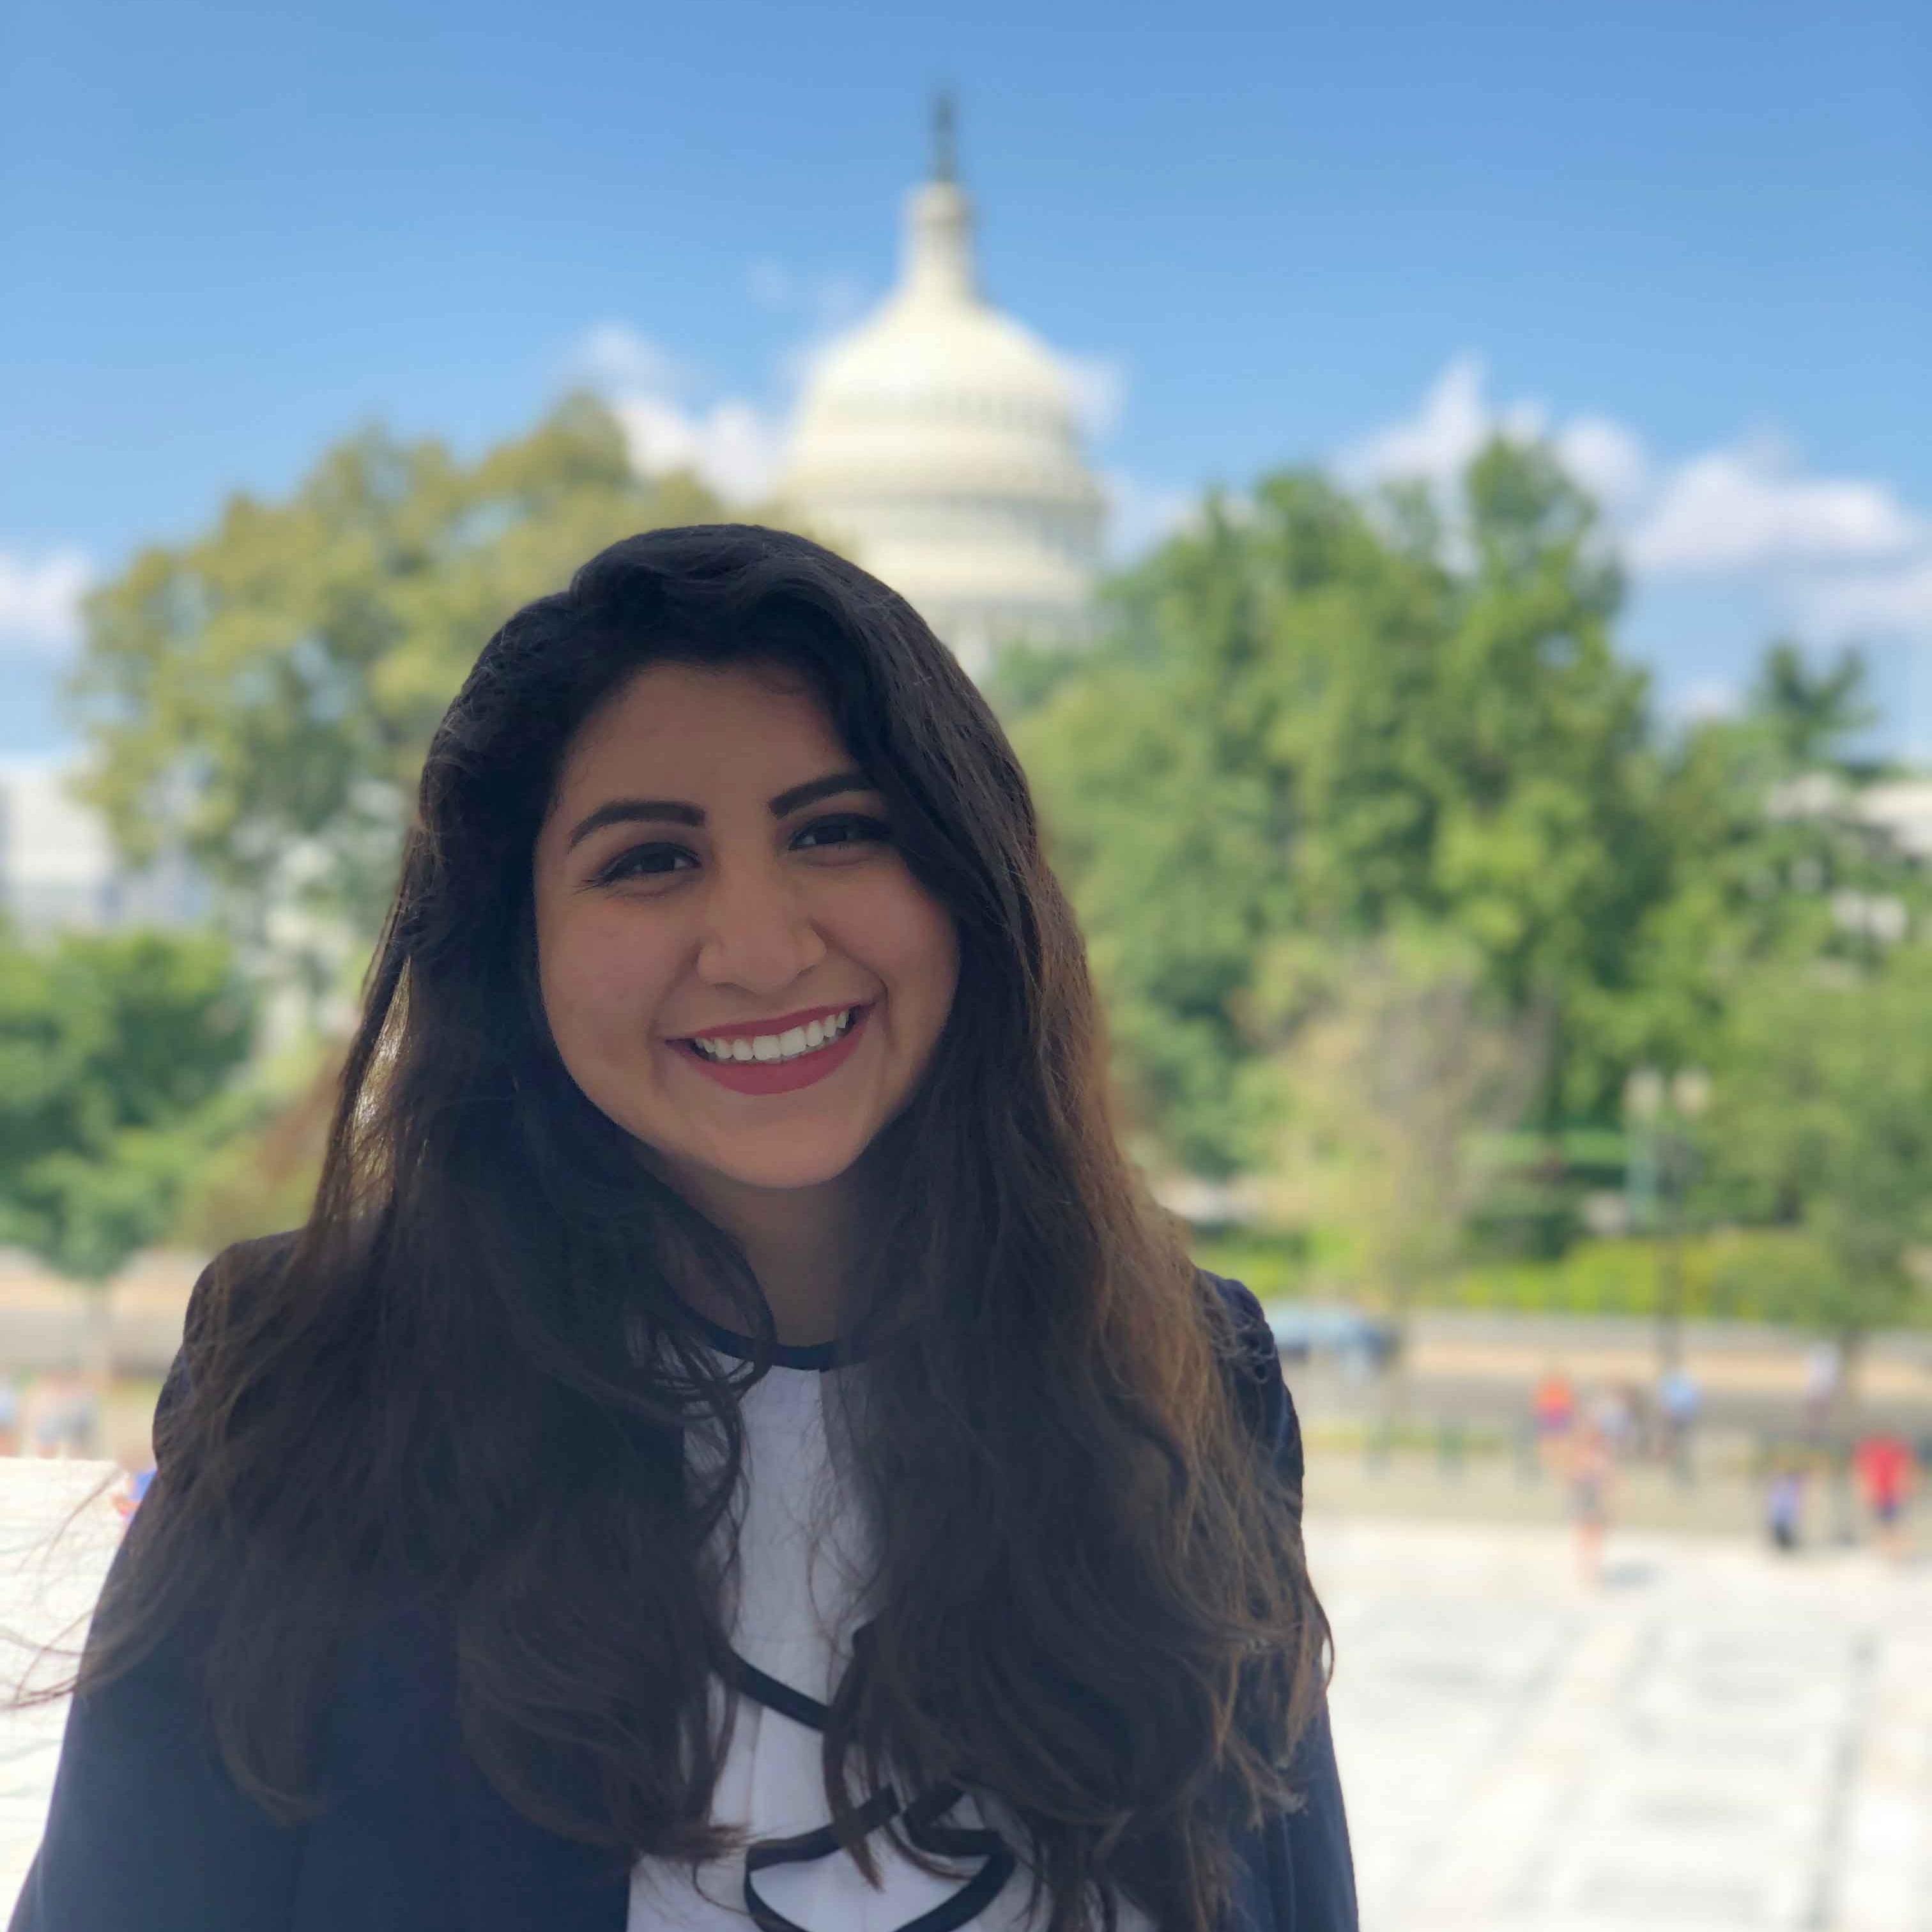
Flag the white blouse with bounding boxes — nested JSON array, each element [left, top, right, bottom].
[[625, 1332, 1153, 1932]]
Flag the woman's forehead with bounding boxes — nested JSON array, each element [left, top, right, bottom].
[[551, 663, 857, 808]]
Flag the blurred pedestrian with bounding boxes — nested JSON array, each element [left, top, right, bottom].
[[1764, 1460, 1804, 1553], [0, 1375, 20, 1456], [25, 1370, 99, 1459], [1595, 1384, 1639, 1459], [112, 1466, 155, 1525], [1802, 1340, 1842, 1437], [1852, 1430, 1915, 1562], [1532, 1365, 1575, 1480], [1657, 1363, 1701, 1483], [1567, 1411, 1614, 1587]]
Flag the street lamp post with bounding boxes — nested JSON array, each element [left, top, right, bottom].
[[1625, 1066, 1711, 1375]]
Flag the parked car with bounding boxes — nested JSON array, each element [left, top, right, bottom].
[[1268, 1304, 1400, 1377]]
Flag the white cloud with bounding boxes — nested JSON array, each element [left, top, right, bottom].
[[1336, 358, 1553, 575], [1627, 434, 1924, 574], [1338, 355, 1550, 496], [760, 268, 877, 398], [1337, 355, 1498, 493], [1340, 355, 1635, 507], [574, 268, 884, 507], [0, 548, 93, 657], [744, 261, 870, 335], [1555, 415, 1650, 512], [575, 322, 686, 397], [610, 394, 788, 505], [1336, 357, 1932, 660], [574, 320, 786, 505], [1793, 556, 1932, 636], [807, 277, 869, 335], [1675, 677, 1744, 724], [774, 335, 831, 397]]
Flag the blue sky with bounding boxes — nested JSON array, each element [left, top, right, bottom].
[[3, 0, 1928, 756]]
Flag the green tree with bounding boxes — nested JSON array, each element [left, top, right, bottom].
[[1615, 643, 1922, 1078], [1749, 640, 1876, 768], [1696, 943, 1932, 1358], [65, 396, 728, 976], [1248, 928, 1548, 1404], [1003, 438, 1666, 1176], [0, 923, 257, 1282]]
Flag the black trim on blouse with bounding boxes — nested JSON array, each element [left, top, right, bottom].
[[726, 1641, 1017, 1932], [697, 1318, 850, 1371], [668, 1300, 871, 1372]]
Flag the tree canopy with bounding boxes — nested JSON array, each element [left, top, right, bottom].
[[993, 439, 1929, 1338], [998, 440, 1666, 1174], [66, 395, 728, 967], [1696, 943, 1932, 1339], [0, 923, 256, 1281]]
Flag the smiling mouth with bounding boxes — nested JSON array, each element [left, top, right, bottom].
[[677, 1003, 869, 1066]]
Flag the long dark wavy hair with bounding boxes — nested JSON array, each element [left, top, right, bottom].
[[75, 525, 1330, 1932]]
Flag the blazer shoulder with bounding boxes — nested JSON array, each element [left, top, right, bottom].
[[185, 1228, 303, 1335], [1194, 1266, 1303, 1499], [155, 1229, 303, 1441]]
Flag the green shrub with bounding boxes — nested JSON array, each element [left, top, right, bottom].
[[1199, 1223, 1890, 1328], [1445, 1228, 1850, 1324]]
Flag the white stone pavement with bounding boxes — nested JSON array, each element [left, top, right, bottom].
[[1306, 1511, 1932, 1932], [0, 1463, 1924, 1931], [0, 1462, 125, 1916]]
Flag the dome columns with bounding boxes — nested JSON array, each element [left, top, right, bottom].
[[778, 105, 1106, 679]]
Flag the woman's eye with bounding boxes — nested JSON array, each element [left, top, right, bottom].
[[594, 845, 695, 885], [793, 815, 891, 853]]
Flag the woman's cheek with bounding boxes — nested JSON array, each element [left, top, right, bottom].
[[572, 915, 663, 1015], [544, 946, 628, 1064]]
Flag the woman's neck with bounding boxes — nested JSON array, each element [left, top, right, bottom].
[[659, 1158, 876, 1348]]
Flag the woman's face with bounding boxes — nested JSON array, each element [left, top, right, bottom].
[[532, 659, 960, 1202]]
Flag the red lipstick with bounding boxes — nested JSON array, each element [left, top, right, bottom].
[[671, 1003, 872, 1096]]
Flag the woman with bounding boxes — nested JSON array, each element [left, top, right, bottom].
[[15, 526, 1353, 1932], [1566, 1408, 1614, 1590]]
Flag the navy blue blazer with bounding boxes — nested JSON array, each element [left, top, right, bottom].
[[12, 1271, 1354, 1932]]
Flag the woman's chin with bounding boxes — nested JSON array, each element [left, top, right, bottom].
[[666, 1133, 876, 1199]]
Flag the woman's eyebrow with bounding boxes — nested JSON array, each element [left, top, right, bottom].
[[564, 769, 876, 852], [767, 769, 877, 818], [565, 798, 702, 850]]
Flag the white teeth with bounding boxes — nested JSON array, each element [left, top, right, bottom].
[[690, 1006, 859, 1065]]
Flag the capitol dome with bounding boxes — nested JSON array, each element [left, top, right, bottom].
[[780, 113, 1106, 678]]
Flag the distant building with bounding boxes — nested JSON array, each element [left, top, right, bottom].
[[1765, 768, 1932, 866], [1762, 768, 1932, 946], [781, 100, 1106, 678], [1853, 778, 1932, 862], [0, 756, 207, 937]]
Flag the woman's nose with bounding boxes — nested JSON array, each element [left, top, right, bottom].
[[693, 853, 827, 990]]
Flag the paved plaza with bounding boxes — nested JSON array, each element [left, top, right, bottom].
[[0, 1462, 125, 1915], [1308, 1510, 1931, 1932], [0, 1464, 1924, 1929]]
